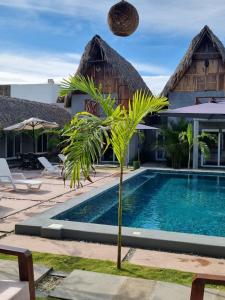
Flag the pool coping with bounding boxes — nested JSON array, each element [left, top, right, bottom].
[[15, 167, 225, 258]]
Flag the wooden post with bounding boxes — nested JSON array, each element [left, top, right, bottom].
[[18, 251, 35, 300], [190, 274, 225, 300], [0, 245, 35, 300], [190, 280, 205, 300]]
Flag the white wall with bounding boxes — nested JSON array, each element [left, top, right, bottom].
[[10, 82, 60, 104]]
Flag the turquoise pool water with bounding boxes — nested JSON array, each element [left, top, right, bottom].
[[53, 170, 225, 237]]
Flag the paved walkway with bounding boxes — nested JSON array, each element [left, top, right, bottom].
[[0, 259, 51, 283], [1, 234, 225, 276], [0, 167, 121, 233], [50, 270, 225, 300], [1, 165, 225, 291]]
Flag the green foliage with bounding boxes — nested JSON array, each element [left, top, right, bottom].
[[3, 251, 225, 294], [179, 123, 216, 168], [159, 119, 217, 169], [159, 118, 189, 168], [60, 75, 168, 268], [0, 252, 193, 287], [133, 161, 141, 170]]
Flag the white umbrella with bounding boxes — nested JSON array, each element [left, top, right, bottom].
[[4, 117, 59, 153]]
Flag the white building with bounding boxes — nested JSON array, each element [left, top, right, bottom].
[[0, 79, 60, 104]]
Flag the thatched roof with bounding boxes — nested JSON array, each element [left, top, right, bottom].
[[61, 35, 151, 107], [161, 25, 225, 97], [0, 96, 71, 128]]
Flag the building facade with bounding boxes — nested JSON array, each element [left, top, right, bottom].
[[0, 96, 70, 159], [161, 25, 225, 168], [59, 35, 152, 164], [0, 79, 60, 105]]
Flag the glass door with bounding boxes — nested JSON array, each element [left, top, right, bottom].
[[220, 132, 225, 166], [201, 131, 219, 166], [155, 131, 166, 161]]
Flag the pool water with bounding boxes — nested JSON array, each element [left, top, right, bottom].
[[53, 170, 225, 237]]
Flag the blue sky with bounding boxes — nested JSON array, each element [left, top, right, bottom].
[[0, 1, 225, 94]]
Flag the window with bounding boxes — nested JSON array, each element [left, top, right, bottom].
[[155, 132, 166, 161], [0, 85, 10, 96], [6, 134, 22, 158], [85, 99, 100, 116], [37, 133, 48, 153]]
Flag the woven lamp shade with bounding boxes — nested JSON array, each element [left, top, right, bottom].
[[108, 0, 139, 37]]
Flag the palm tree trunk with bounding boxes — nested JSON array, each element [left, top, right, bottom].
[[117, 162, 123, 269]]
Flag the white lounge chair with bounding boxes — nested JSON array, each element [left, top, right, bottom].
[[58, 154, 66, 163], [38, 157, 62, 177], [0, 158, 42, 191]]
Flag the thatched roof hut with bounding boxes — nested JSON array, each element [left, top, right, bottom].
[[0, 96, 71, 128], [60, 35, 151, 107], [161, 25, 225, 97]]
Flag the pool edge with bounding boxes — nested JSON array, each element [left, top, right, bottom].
[[15, 167, 225, 258]]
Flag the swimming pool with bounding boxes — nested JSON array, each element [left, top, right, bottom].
[[15, 168, 225, 257], [53, 170, 225, 238]]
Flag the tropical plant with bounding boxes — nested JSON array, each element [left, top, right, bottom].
[[179, 123, 216, 169], [60, 75, 168, 269], [158, 118, 189, 168]]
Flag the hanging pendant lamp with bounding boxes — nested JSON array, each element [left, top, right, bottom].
[[108, 0, 139, 37]]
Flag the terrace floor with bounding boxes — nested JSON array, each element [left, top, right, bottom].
[[1, 166, 225, 299]]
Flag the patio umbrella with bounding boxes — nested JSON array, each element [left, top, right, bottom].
[[160, 102, 225, 119], [4, 117, 59, 153]]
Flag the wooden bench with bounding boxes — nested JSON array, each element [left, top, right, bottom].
[[0, 244, 35, 300], [190, 273, 225, 300]]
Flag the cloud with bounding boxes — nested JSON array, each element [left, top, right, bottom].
[[1, 0, 225, 36], [132, 62, 169, 76], [0, 51, 81, 84], [142, 75, 170, 95], [0, 49, 169, 95]]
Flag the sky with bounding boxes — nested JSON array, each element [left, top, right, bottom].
[[1, 1, 225, 94]]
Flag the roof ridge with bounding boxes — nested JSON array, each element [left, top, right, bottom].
[[161, 26, 225, 97], [62, 35, 151, 107]]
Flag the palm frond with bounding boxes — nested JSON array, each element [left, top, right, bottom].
[[62, 113, 110, 187], [61, 75, 115, 117]]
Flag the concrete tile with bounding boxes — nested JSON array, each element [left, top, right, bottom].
[[0, 260, 51, 283], [0, 199, 41, 218], [50, 270, 225, 300], [50, 270, 126, 300], [0, 235, 130, 262], [130, 249, 225, 275], [0, 220, 16, 232]]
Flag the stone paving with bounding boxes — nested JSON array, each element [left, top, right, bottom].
[[2, 166, 225, 299], [0, 167, 121, 233], [0, 259, 51, 283], [50, 270, 225, 300], [0, 235, 129, 262]]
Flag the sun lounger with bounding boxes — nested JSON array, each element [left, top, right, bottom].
[[38, 157, 62, 177], [0, 158, 42, 191], [58, 154, 66, 163]]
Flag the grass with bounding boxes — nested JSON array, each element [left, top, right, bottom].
[[0, 251, 193, 286], [1, 251, 224, 298]]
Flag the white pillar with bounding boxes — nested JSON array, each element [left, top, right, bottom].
[[193, 119, 199, 169]]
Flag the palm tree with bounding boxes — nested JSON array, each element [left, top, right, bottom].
[[159, 118, 189, 168], [179, 123, 216, 169], [60, 75, 168, 269]]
